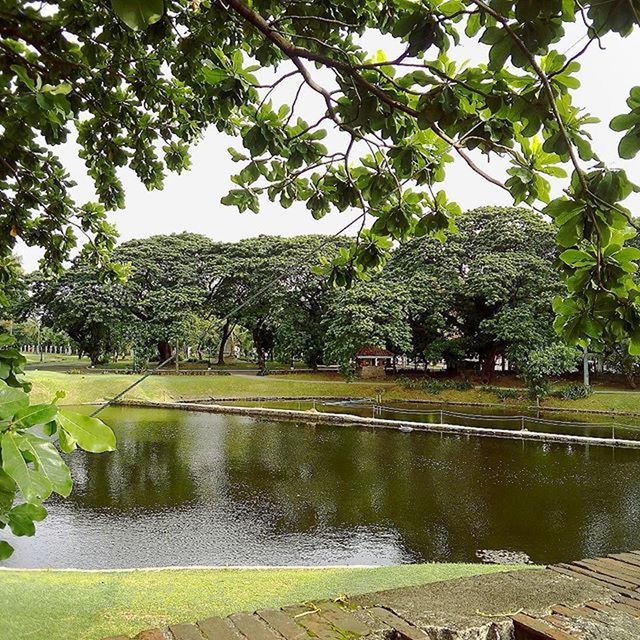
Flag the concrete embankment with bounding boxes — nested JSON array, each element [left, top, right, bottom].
[[115, 400, 640, 449]]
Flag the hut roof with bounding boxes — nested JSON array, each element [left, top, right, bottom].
[[355, 346, 394, 358]]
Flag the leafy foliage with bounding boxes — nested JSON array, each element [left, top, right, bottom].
[[384, 207, 561, 375], [2, 0, 640, 351], [0, 333, 115, 559], [323, 281, 412, 366], [519, 343, 579, 403]]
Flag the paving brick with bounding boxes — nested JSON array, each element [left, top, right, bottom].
[[170, 622, 204, 640]]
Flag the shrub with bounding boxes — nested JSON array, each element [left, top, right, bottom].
[[559, 384, 592, 400], [398, 377, 472, 394], [497, 388, 525, 400], [338, 362, 357, 382]]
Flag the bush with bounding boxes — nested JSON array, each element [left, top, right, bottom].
[[338, 363, 357, 382], [398, 377, 472, 394], [483, 385, 526, 401], [558, 384, 592, 400]]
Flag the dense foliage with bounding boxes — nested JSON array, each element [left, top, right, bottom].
[[384, 206, 561, 377], [2, 0, 640, 354], [29, 233, 349, 369], [25, 208, 567, 377]]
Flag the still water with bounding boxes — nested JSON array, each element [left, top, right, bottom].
[[7, 406, 640, 568]]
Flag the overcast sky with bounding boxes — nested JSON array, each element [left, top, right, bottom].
[[16, 28, 640, 271]]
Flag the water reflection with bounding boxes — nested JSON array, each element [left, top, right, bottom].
[[6, 407, 640, 568]]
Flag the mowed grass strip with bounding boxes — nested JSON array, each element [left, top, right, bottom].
[[26, 369, 640, 415], [0, 564, 532, 640], [25, 369, 512, 407]]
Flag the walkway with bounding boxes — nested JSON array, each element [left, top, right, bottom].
[[104, 551, 640, 640]]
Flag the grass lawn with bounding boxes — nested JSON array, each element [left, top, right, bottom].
[[25, 369, 640, 415], [0, 564, 532, 640], [26, 370, 388, 405]]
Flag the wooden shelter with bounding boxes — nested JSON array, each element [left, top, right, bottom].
[[354, 345, 394, 378]]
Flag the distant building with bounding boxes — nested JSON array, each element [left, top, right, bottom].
[[354, 346, 394, 378]]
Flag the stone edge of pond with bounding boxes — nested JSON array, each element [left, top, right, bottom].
[[113, 400, 640, 449], [174, 395, 640, 418]]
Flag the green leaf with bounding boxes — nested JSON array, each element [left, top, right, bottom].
[[610, 113, 639, 132], [614, 247, 640, 263], [17, 433, 72, 498], [57, 428, 77, 454], [0, 541, 13, 560], [630, 335, 640, 356], [111, 0, 164, 31], [0, 468, 16, 512], [13, 404, 58, 428], [202, 67, 228, 86], [57, 411, 116, 453], [0, 382, 29, 420], [0, 335, 15, 347], [559, 249, 594, 265], [7, 503, 47, 537], [619, 131, 640, 159], [1, 432, 44, 503]]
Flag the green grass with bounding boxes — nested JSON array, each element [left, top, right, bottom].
[[0, 564, 532, 640], [24, 352, 91, 365], [26, 369, 640, 415], [27, 370, 388, 405]]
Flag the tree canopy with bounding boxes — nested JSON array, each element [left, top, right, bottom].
[[29, 210, 564, 376], [2, 0, 640, 353]]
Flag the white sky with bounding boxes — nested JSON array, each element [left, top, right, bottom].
[[16, 27, 640, 271]]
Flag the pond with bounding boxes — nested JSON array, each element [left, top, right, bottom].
[[7, 406, 640, 569]]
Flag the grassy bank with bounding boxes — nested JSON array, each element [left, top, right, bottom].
[[0, 564, 530, 640], [27, 370, 387, 405], [26, 369, 640, 416]]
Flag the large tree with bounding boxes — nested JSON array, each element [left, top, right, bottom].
[[32, 262, 124, 365], [203, 235, 345, 368], [113, 233, 220, 362], [385, 206, 562, 377], [3, 0, 640, 353], [323, 279, 412, 367], [32, 233, 223, 365]]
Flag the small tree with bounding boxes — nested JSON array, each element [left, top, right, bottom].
[[520, 343, 579, 406]]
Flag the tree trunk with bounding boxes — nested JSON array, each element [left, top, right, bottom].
[[306, 348, 321, 370], [157, 340, 172, 363], [624, 367, 638, 389], [582, 348, 590, 387], [253, 326, 266, 370], [256, 345, 266, 370], [88, 348, 101, 367], [480, 347, 498, 382], [217, 320, 232, 365]]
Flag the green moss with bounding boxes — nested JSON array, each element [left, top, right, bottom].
[[0, 564, 532, 640]]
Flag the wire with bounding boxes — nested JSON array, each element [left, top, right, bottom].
[[88, 212, 367, 417], [372, 404, 640, 435], [90, 355, 176, 416]]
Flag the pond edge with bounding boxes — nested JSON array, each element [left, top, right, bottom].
[[113, 400, 640, 449]]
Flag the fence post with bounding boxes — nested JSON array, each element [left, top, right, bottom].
[[440, 409, 443, 424], [521, 416, 525, 431]]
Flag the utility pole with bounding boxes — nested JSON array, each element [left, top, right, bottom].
[[37, 321, 43, 363], [583, 347, 590, 387]]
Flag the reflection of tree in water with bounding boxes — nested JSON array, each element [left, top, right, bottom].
[[221, 421, 640, 564], [65, 417, 198, 511]]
